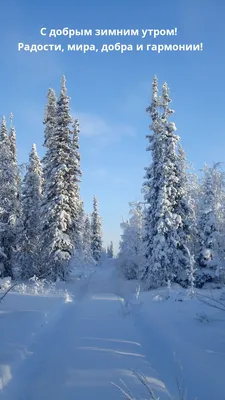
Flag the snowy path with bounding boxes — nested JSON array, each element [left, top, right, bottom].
[[0, 267, 160, 400], [1, 265, 224, 400]]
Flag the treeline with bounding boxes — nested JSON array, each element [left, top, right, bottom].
[[0, 77, 108, 281], [118, 76, 225, 289]]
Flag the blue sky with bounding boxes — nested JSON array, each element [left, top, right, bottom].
[[0, 0, 225, 252]]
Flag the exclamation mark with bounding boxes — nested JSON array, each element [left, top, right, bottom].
[[174, 27, 178, 35], [200, 42, 203, 51]]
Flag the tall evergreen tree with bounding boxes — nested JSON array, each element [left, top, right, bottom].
[[9, 113, 17, 163], [174, 144, 197, 281], [43, 88, 57, 149], [118, 202, 144, 279], [42, 88, 57, 186], [82, 214, 95, 264], [17, 144, 43, 279], [91, 196, 103, 262], [73, 199, 85, 262], [143, 79, 190, 288], [107, 241, 114, 258], [9, 114, 21, 218], [0, 116, 19, 277], [40, 76, 76, 281], [150, 82, 181, 286], [143, 76, 164, 286], [68, 119, 82, 253], [197, 164, 225, 274]]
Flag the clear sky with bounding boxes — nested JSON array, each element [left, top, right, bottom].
[[0, 0, 225, 252]]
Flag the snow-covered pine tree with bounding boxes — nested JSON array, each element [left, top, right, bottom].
[[40, 88, 56, 280], [91, 196, 103, 263], [43, 88, 57, 149], [82, 214, 96, 265], [69, 119, 82, 253], [137, 203, 148, 280], [9, 113, 17, 164], [118, 202, 144, 279], [71, 199, 86, 267], [143, 76, 161, 281], [42, 88, 57, 186], [128, 202, 144, 273], [41, 87, 57, 233], [188, 172, 200, 225], [9, 114, 21, 219], [177, 145, 197, 249], [173, 143, 197, 284], [152, 82, 183, 285], [75, 199, 85, 252], [17, 144, 43, 279], [40, 76, 77, 281], [144, 79, 188, 288], [143, 76, 166, 287], [196, 163, 225, 283], [0, 116, 19, 277], [118, 218, 131, 277], [107, 241, 114, 258]]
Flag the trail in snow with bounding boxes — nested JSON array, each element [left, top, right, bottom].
[[0, 265, 166, 400], [1, 264, 224, 400]]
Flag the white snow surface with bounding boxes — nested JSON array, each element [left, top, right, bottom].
[[0, 262, 224, 399]]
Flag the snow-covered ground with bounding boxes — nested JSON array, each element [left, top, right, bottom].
[[0, 262, 224, 399], [136, 287, 225, 400]]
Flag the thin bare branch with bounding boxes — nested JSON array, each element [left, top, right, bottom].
[[0, 283, 18, 302], [196, 292, 225, 312]]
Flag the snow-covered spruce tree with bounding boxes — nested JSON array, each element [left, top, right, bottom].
[[17, 144, 43, 279], [9, 113, 17, 164], [40, 87, 57, 279], [196, 163, 225, 284], [43, 88, 57, 149], [41, 88, 57, 247], [173, 143, 197, 285], [107, 241, 114, 258], [0, 116, 20, 277], [118, 218, 130, 277], [41, 88, 57, 188], [69, 119, 82, 253], [143, 79, 193, 288], [187, 170, 200, 252], [137, 203, 148, 280], [156, 82, 195, 285], [76, 199, 85, 251], [142, 77, 177, 288], [91, 196, 103, 263], [82, 214, 96, 265], [40, 76, 79, 281], [9, 114, 21, 213], [118, 202, 144, 280], [71, 199, 86, 268], [142, 75, 163, 285], [156, 82, 184, 283], [181, 170, 201, 271]]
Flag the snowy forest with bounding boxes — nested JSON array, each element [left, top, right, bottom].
[[1, 75, 225, 292], [0, 75, 225, 400], [118, 76, 225, 291], [0, 76, 108, 282]]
